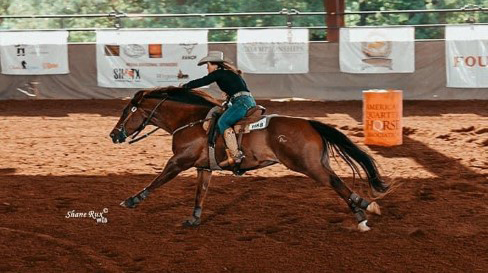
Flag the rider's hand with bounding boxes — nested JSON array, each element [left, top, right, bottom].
[[202, 121, 210, 132]]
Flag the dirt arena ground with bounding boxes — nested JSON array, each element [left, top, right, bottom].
[[0, 99, 487, 273]]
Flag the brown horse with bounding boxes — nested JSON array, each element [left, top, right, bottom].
[[109, 87, 389, 231]]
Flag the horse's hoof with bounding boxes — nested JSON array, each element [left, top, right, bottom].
[[366, 201, 381, 215], [182, 217, 201, 227], [358, 220, 371, 232], [120, 197, 139, 208]]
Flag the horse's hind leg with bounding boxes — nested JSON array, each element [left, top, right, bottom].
[[279, 156, 376, 231], [183, 169, 212, 227], [328, 174, 381, 231]]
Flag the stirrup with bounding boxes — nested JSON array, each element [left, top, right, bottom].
[[219, 149, 245, 167], [234, 150, 245, 164]]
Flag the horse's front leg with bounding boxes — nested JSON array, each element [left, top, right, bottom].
[[183, 169, 212, 227], [120, 155, 190, 208]]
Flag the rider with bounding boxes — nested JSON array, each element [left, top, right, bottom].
[[182, 51, 256, 166]]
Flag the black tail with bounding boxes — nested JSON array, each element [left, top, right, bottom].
[[309, 120, 389, 193]]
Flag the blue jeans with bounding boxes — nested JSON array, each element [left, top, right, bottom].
[[217, 95, 256, 134]]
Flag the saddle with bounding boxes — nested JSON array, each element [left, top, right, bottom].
[[233, 105, 266, 133], [205, 105, 270, 174], [203, 105, 266, 134]]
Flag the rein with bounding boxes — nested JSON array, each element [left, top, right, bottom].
[[129, 118, 210, 144], [118, 97, 166, 144], [172, 118, 210, 135], [132, 97, 168, 138], [128, 127, 160, 144], [127, 96, 212, 144]]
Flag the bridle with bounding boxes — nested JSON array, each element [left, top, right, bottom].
[[116, 95, 212, 144], [116, 97, 168, 143]]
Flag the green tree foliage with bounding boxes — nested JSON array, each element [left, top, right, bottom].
[[347, 0, 488, 39], [0, 0, 324, 41], [0, 0, 486, 41]]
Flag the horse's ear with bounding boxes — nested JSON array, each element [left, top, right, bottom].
[[131, 90, 146, 106]]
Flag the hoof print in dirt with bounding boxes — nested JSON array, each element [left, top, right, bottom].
[[409, 228, 426, 238]]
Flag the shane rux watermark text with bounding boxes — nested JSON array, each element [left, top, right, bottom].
[[65, 208, 108, 224]]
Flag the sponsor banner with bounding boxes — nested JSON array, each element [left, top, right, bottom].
[[446, 25, 488, 88], [340, 27, 415, 73], [0, 31, 69, 75], [96, 30, 208, 88], [237, 29, 309, 74]]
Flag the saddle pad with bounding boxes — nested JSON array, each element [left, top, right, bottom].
[[234, 115, 278, 134], [248, 117, 269, 131]]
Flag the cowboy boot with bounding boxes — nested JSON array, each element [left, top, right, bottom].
[[219, 128, 244, 167]]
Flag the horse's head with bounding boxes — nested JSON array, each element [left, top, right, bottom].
[[110, 90, 156, 143], [110, 86, 221, 143]]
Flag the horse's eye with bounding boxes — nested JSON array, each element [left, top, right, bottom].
[[131, 106, 137, 112]]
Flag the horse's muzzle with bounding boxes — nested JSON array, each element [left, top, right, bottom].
[[110, 130, 126, 144]]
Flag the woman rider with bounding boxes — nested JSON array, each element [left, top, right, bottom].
[[182, 51, 256, 166]]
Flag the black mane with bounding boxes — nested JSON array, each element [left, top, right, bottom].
[[131, 86, 220, 108]]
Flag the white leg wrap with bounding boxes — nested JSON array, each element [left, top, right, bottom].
[[358, 220, 371, 232], [366, 201, 381, 215]]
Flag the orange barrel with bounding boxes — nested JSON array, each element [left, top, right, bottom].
[[363, 89, 403, 146]]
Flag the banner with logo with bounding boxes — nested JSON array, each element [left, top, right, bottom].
[[237, 29, 309, 74], [0, 31, 69, 75], [96, 30, 208, 88], [340, 27, 415, 73], [446, 25, 488, 88]]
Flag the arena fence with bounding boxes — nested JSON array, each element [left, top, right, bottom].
[[1, 5, 488, 41], [1, 7, 487, 100]]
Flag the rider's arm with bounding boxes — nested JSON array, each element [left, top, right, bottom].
[[182, 71, 219, 89]]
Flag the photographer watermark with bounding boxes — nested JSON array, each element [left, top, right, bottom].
[[65, 208, 108, 224]]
